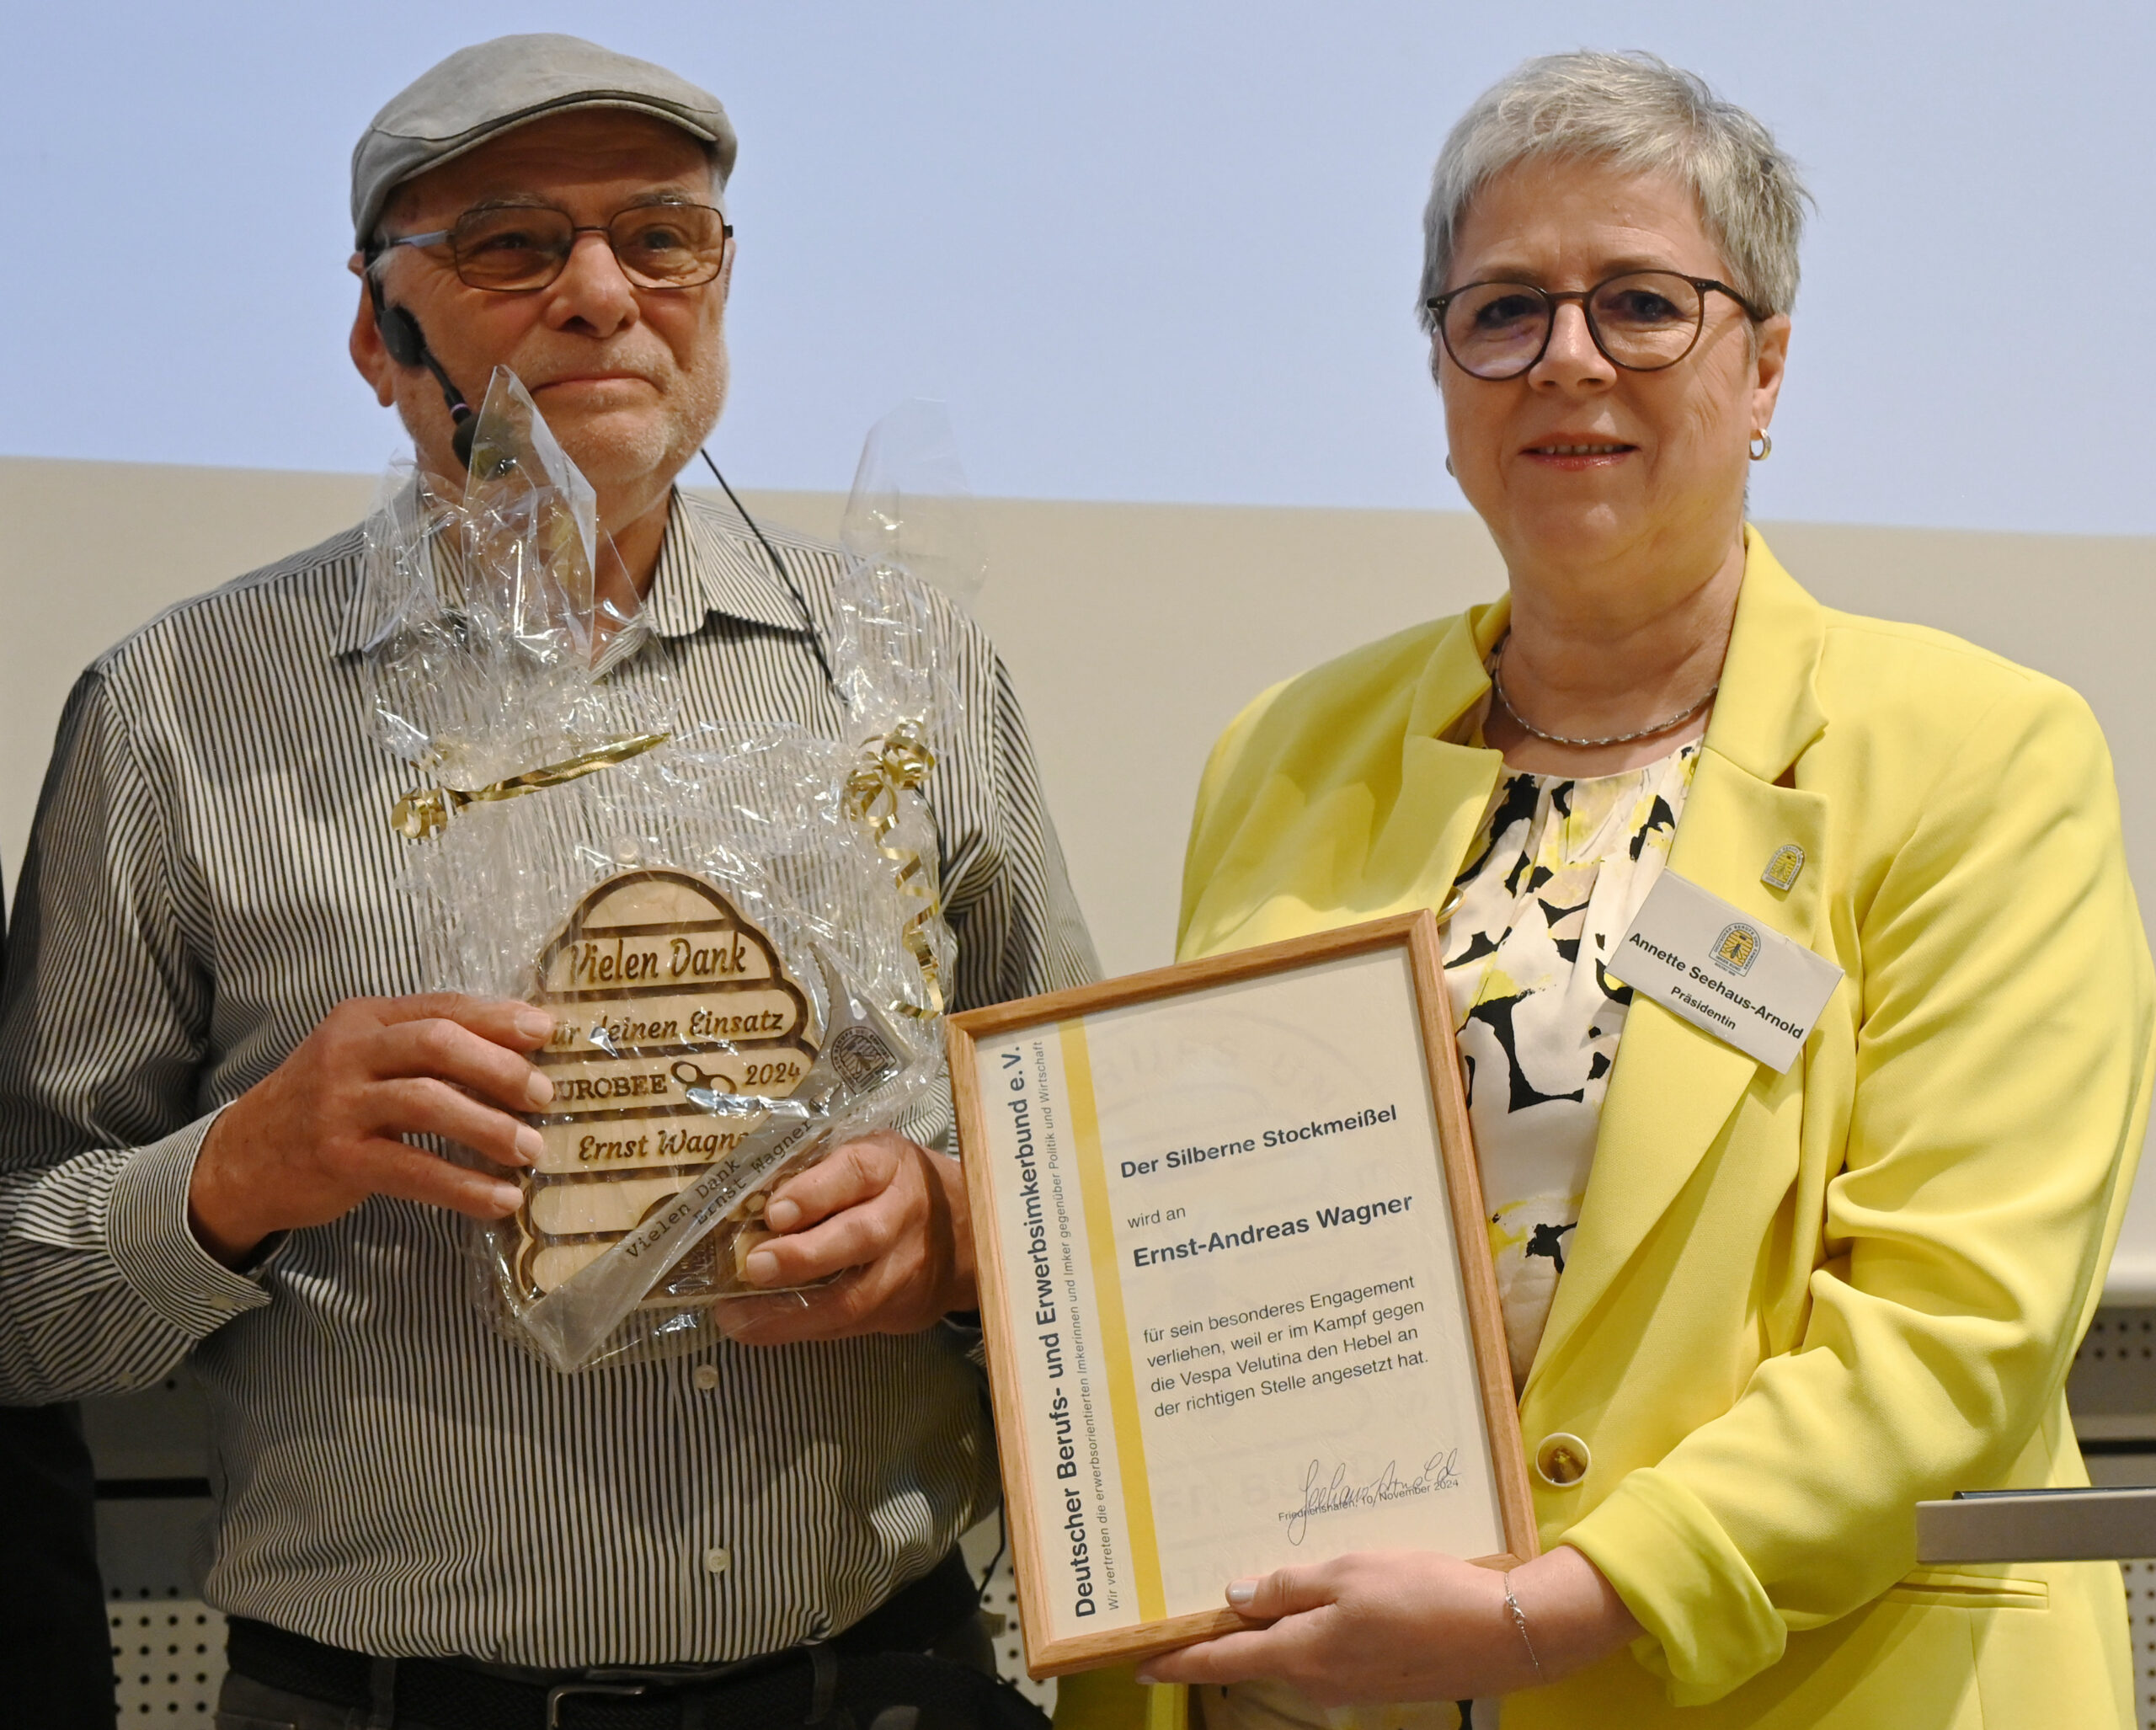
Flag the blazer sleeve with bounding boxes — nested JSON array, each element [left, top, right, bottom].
[[1563, 672, 2156, 1704]]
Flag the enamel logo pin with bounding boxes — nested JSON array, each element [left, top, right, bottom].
[[1761, 844, 1806, 892]]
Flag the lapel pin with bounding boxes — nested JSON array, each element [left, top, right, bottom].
[[1761, 844, 1806, 892]]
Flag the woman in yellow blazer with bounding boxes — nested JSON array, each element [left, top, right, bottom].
[[1059, 50, 2153, 1730]]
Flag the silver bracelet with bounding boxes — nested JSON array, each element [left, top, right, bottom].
[[1502, 1571, 1545, 1685]]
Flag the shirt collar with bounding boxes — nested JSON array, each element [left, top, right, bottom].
[[643, 489, 815, 641], [333, 486, 813, 657]]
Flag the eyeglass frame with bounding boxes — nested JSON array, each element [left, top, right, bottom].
[[1423, 271, 1769, 381], [365, 199, 735, 293]]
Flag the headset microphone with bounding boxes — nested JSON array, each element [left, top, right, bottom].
[[368, 280, 477, 468]]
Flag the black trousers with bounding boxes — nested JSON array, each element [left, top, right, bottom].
[[220, 1550, 1045, 1730], [0, 1402, 116, 1729]]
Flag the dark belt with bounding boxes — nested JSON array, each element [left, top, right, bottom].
[[225, 1549, 988, 1730]]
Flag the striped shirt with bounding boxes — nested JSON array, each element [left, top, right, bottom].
[[0, 490, 1098, 1665]]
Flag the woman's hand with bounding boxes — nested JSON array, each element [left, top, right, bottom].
[[1135, 1545, 1640, 1706]]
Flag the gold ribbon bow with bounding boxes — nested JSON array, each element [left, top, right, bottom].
[[390, 730, 673, 841], [844, 719, 947, 1017]]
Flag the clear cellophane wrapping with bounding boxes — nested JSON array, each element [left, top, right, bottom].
[[366, 371, 973, 1371]]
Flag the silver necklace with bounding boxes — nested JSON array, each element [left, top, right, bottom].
[[1491, 639, 1718, 750]]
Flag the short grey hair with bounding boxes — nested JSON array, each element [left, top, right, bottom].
[[1419, 51, 1810, 330]]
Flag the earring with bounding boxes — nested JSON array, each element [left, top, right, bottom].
[[1444, 453, 1456, 477], [1749, 431, 1773, 462]]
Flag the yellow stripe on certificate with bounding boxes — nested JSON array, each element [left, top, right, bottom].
[[1059, 1017, 1166, 1621]]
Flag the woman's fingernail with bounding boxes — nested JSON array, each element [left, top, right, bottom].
[[1225, 1579, 1257, 1607], [1134, 1672, 1158, 1686], [515, 1008, 554, 1041], [766, 1198, 800, 1231], [744, 1248, 778, 1284], [526, 1070, 555, 1107], [488, 1183, 523, 1214], [514, 1125, 543, 1164]]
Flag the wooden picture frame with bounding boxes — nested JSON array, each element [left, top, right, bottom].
[[948, 910, 1536, 1679]]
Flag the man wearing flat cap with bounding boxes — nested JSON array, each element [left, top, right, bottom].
[[0, 35, 1091, 1729]]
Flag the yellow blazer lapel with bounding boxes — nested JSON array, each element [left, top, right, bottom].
[[1525, 533, 1835, 1391], [1180, 601, 1512, 953], [1367, 596, 1513, 910]]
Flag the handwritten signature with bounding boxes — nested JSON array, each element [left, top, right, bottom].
[[1278, 1450, 1461, 1546]]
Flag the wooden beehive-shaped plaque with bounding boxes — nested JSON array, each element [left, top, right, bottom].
[[514, 868, 821, 1299]]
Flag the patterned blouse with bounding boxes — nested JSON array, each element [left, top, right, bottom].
[[1444, 742, 1700, 1389]]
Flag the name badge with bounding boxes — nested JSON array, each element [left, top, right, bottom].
[[1613, 872, 1843, 1073]]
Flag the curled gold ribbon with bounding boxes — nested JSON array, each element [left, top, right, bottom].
[[843, 719, 947, 1017], [390, 730, 673, 841]]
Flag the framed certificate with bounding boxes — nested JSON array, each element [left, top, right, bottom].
[[948, 910, 1536, 1678]]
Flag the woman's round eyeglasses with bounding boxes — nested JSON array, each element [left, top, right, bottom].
[[1426, 271, 1765, 381], [371, 200, 733, 293]]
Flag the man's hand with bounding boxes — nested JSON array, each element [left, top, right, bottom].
[[718, 1130, 975, 1344], [189, 994, 555, 1267]]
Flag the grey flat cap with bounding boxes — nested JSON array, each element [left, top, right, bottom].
[[352, 34, 735, 245]]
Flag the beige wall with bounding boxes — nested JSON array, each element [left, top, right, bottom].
[[5, 456, 2154, 1287]]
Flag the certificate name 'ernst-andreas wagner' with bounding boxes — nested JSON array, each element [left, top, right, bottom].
[[972, 948, 1508, 1644]]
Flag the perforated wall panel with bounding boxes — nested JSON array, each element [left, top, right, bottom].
[[109, 1597, 223, 1721], [958, 1514, 1055, 1712]]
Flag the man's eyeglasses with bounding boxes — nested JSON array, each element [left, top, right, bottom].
[[1425, 271, 1765, 381], [371, 201, 733, 293]]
